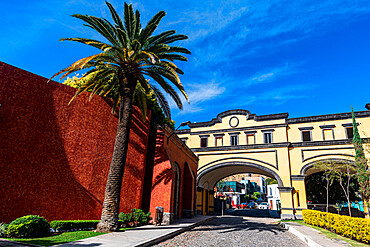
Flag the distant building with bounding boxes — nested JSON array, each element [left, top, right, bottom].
[[267, 184, 281, 211]]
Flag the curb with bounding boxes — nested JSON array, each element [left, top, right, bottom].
[[135, 216, 217, 247], [280, 222, 322, 247], [0, 239, 42, 247]]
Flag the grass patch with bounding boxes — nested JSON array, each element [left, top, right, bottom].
[[5, 231, 106, 246], [280, 220, 369, 247]]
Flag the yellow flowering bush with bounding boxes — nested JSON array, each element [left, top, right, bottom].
[[302, 209, 370, 243]]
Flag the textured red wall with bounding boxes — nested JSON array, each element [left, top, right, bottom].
[[0, 62, 150, 223], [149, 128, 198, 218]]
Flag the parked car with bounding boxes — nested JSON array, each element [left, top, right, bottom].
[[258, 202, 270, 209], [247, 202, 258, 209]]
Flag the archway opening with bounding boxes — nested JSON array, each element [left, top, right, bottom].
[[196, 161, 283, 217], [302, 159, 363, 217]]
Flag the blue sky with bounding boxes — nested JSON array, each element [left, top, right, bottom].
[[1, 0, 370, 126]]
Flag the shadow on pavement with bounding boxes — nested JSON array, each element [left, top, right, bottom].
[[189, 216, 285, 235]]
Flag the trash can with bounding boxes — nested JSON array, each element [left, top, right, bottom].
[[155, 207, 164, 225]]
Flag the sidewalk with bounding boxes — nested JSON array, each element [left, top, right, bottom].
[[281, 222, 351, 247], [56, 215, 215, 247]]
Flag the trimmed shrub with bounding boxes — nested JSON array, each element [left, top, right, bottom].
[[50, 220, 99, 231], [6, 215, 50, 238], [50, 220, 125, 231], [119, 209, 151, 227], [303, 209, 370, 243], [0, 223, 8, 238]]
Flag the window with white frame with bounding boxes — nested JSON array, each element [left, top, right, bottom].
[[245, 131, 256, 144], [262, 129, 274, 144], [200, 135, 209, 147], [229, 132, 239, 146], [213, 133, 224, 147], [299, 127, 313, 142], [320, 125, 335, 141], [342, 123, 355, 139]]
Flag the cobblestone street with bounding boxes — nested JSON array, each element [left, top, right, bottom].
[[152, 216, 307, 247]]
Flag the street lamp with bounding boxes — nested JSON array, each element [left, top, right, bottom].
[[166, 121, 191, 144]]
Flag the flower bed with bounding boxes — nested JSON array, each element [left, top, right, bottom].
[[302, 209, 370, 243]]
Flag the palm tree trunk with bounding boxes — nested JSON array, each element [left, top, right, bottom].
[[97, 83, 134, 232]]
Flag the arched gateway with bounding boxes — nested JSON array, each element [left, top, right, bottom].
[[177, 107, 370, 219]]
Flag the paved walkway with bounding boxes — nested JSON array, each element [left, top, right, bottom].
[[281, 222, 351, 247], [57, 216, 215, 247], [153, 216, 306, 247], [0, 216, 354, 247]]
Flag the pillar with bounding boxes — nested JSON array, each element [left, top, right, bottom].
[[291, 175, 307, 220], [278, 187, 295, 219], [208, 190, 215, 215], [196, 187, 203, 215]]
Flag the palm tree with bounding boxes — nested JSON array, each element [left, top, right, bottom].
[[51, 1, 190, 232]]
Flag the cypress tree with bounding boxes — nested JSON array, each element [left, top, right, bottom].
[[351, 106, 370, 218]]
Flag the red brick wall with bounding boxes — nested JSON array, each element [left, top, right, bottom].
[[0, 62, 150, 223]]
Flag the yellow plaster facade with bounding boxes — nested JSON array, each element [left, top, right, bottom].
[[177, 107, 370, 219]]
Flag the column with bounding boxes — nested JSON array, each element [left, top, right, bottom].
[[208, 190, 215, 215], [196, 187, 203, 215], [291, 175, 307, 220], [278, 187, 295, 219]]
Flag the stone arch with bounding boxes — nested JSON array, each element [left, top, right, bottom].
[[197, 161, 283, 190], [300, 158, 355, 176]]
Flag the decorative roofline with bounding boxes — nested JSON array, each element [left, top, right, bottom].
[[187, 109, 250, 128], [287, 110, 370, 124], [186, 109, 289, 128], [181, 108, 370, 130]]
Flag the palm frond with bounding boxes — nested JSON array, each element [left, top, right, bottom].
[[106, 1, 124, 30], [151, 85, 171, 118]]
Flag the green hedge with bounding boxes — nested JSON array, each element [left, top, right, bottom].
[[303, 209, 370, 243], [50, 220, 99, 231], [50, 220, 126, 231]]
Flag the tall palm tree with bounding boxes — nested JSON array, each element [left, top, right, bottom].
[[51, 1, 190, 232]]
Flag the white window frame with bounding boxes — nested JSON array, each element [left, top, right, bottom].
[[263, 132, 273, 144], [299, 127, 313, 142], [342, 123, 355, 139], [245, 131, 256, 145], [200, 135, 209, 147], [213, 133, 224, 147], [230, 135, 238, 146], [320, 125, 335, 141]]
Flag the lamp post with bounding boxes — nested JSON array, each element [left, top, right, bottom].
[[166, 121, 191, 144]]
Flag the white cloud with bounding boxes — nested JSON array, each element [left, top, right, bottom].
[[230, 83, 317, 108], [248, 63, 302, 84], [173, 80, 226, 115]]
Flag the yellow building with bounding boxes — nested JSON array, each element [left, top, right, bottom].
[[177, 105, 370, 219]]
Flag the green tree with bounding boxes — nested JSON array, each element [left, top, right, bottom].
[[252, 192, 261, 200], [51, 1, 190, 232], [266, 178, 277, 185], [314, 161, 337, 212], [351, 107, 370, 218]]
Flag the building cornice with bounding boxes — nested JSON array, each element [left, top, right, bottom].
[[187, 109, 251, 128], [190, 138, 370, 153], [186, 123, 288, 136], [287, 110, 370, 124]]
